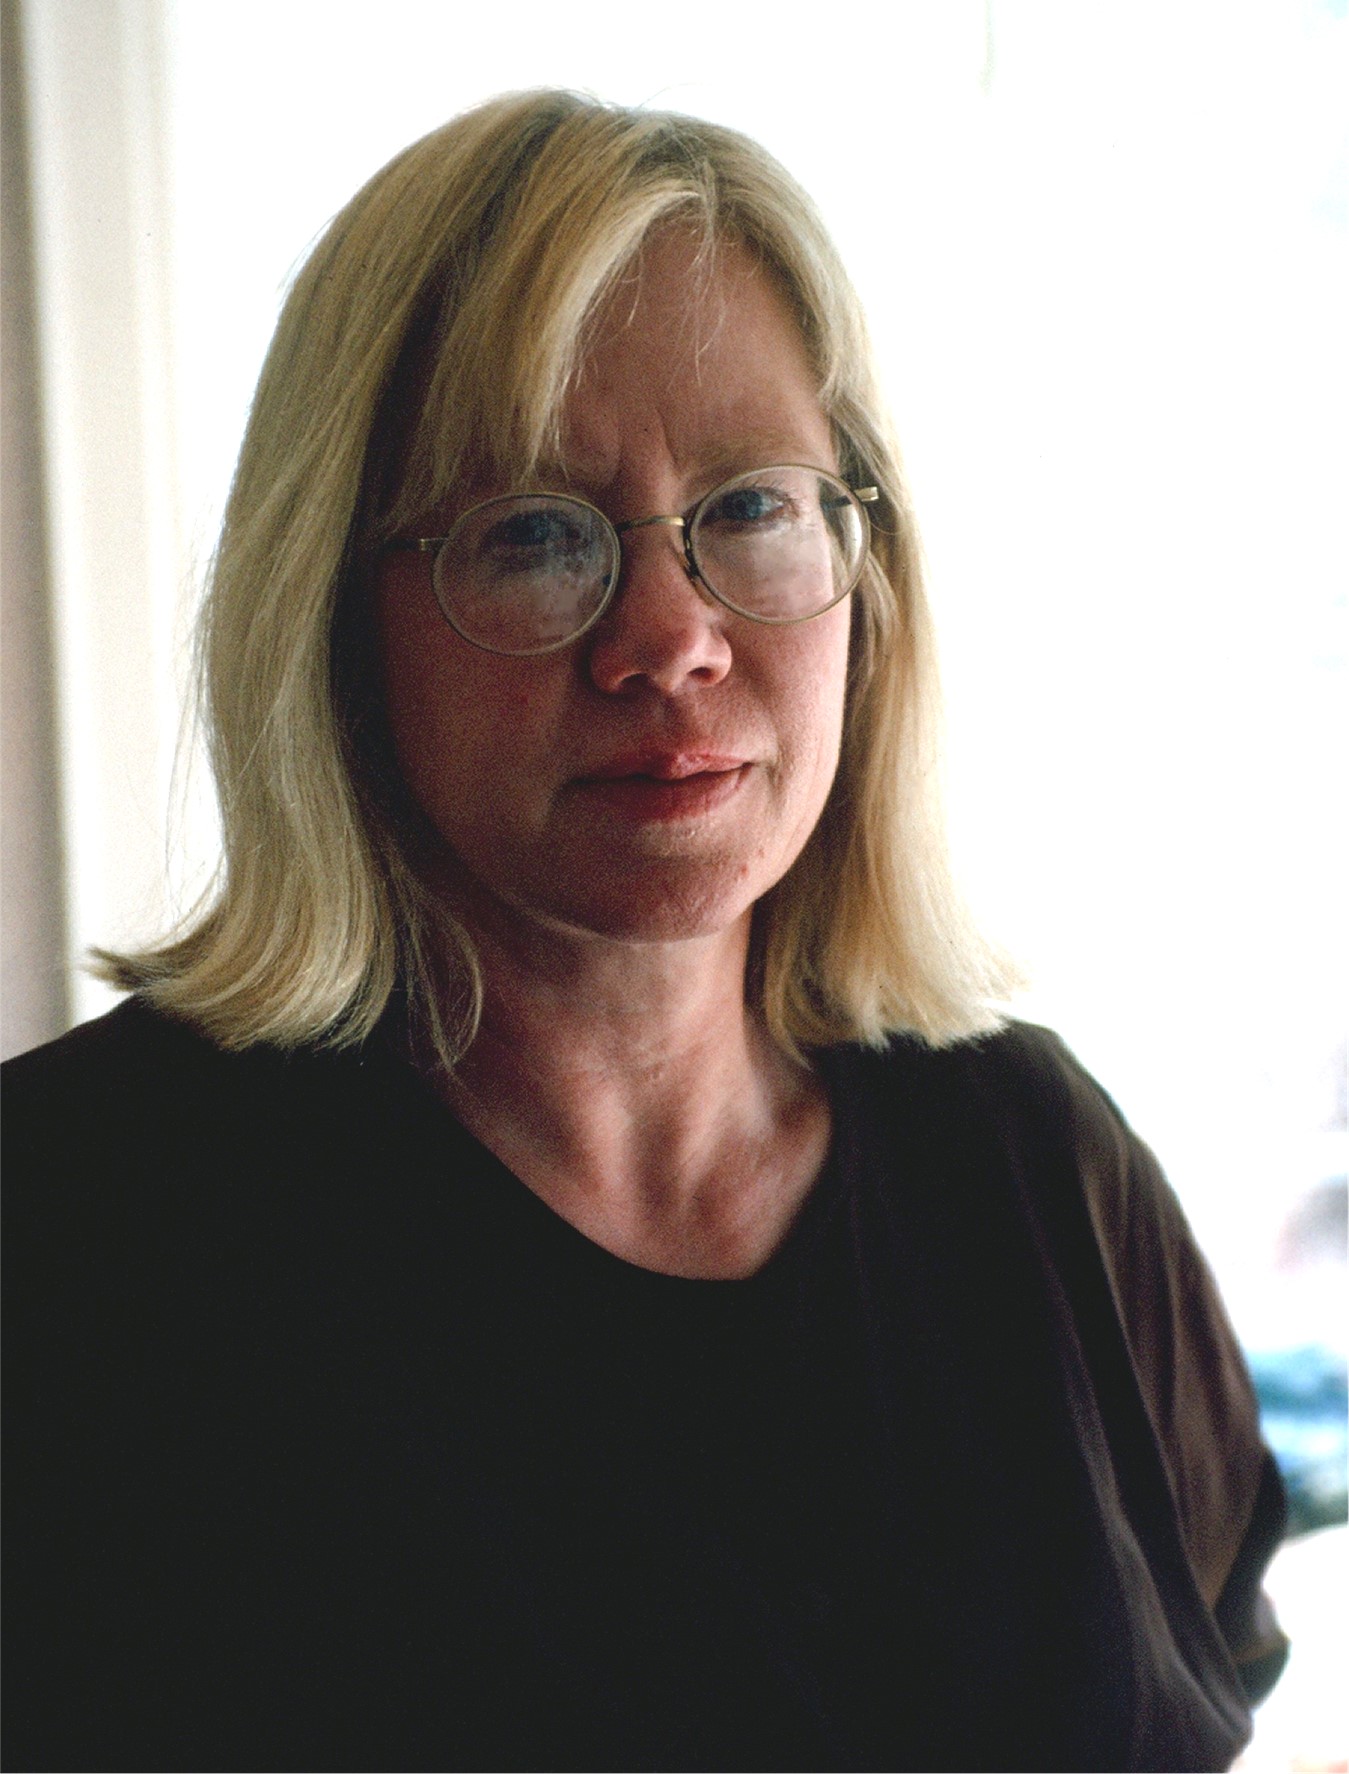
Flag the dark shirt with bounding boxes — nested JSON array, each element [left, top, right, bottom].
[[2, 1000, 1286, 1771]]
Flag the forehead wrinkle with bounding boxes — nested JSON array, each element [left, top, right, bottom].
[[529, 229, 832, 506], [525, 431, 841, 515], [541, 339, 835, 501]]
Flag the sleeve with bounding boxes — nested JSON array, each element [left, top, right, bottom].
[[1046, 1033, 1291, 1702]]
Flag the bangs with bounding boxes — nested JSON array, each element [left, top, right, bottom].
[[374, 170, 723, 542], [364, 97, 868, 544]]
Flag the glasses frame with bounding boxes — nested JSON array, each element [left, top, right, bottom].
[[386, 465, 880, 657]]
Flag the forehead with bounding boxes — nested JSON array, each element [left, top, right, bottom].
[[553, 227, 834, 493]]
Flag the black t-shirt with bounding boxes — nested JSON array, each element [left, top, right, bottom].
[[2, 1001, 1286, 1771]]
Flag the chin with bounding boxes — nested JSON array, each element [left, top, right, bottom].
[[539, 859, 770, 947]]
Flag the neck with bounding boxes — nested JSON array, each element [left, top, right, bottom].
[[426, 901, 830, 1279]]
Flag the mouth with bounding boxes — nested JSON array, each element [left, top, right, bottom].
[[582, 751, 747, 782], [574, 753, 750, 820]]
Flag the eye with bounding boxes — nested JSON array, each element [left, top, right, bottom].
[[699, 483, 793, 532], [481, 506, 591, 557]]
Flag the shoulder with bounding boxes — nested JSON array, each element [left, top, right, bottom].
[[841, 1024, 1283, 1633], [832, 1018, 1141, 1190], [4, 994, 273, 1106], [0, 1000, 425, 1282], [941, 1017, 1136, 1146], [822, 1020, 1162, 1355], [834, 1019, 1212, 1345], [2, 994, 382, 1089], [4, 999, 290, 1178], [834, 1015, 1108, 1101], [942, 1023, 1207, 1318], [1, 995, 403, 1157], [0, 999, 461, 1455]]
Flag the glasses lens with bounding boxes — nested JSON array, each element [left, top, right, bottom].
[[433, 495, 616, 654], [688, 467, 868, 623]]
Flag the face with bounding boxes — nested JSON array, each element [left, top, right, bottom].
[[375, 228, 853, 952]]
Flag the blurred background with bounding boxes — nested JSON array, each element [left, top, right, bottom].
[[3, 1, 1344, 1762]]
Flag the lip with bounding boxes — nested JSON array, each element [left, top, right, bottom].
[[573, 753, 751, 821], [581, 750, 749, 783]]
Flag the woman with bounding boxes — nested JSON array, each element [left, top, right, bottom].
[[3, 91, 1287, 1771]]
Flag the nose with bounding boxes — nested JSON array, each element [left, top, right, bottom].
[[585, 522, 733, 696]]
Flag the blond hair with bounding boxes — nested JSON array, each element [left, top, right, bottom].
[[101, 90, 1015, 1058]]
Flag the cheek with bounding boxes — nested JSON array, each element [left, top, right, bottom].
[[376, 564, 477, 818], [382, 652, 463, 788], [782, 609, 851, 768], [376, 564, 570, 843]]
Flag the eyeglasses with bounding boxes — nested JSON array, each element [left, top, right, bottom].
[[388, 465, 879, 657]]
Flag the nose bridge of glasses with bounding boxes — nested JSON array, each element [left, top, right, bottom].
[[611, 511, 702, 589], [613, 512, 687, 536]]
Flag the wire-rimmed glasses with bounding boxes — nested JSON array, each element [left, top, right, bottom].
[[387, 465, 879, 657]]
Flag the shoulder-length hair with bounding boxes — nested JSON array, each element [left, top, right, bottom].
[[100, 89, 1016, 1060]]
